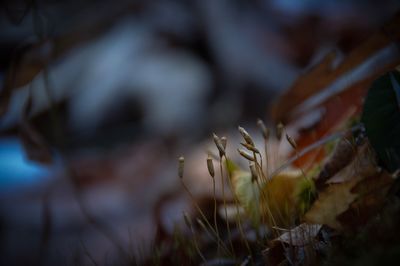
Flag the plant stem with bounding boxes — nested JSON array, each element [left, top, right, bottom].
[[219, 157, 235, 256], [224, 156, 253, 258], [189, 225, 207, 264], [180, 180, 233, 257], [212, 177, 221, 258]]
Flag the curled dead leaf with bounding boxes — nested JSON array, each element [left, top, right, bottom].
[[264, 223, 326, 266], [271, 13, 400, 172], [273, 223, 322, 247], [271, 12, 400, 124]]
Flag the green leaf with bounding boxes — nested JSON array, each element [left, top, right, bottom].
[[361, 71, 400, 173]]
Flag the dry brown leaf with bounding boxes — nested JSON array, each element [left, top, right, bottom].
[[291, 83, 366, 169], [271, 12, 400, 124], [324, 142, 377, 186], [314, 133, 355, 188], [337, 171, 393, 230], [273, 223, 322, 247], [304, 142, 382, 229], [264, 223, 324, 266], [304, 180, 358, 230]]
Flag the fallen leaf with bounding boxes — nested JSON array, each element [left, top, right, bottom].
[[271, 12, 400, 124], [324, 142, 377, 186], [315, 133, 356, 189], [271, 13, 400, 171], [290, 84, 365, 169], [273, 223, 322, 247], [336, 171, 393, 229], [304, 180, 358, 230], [304, 142, 380, 229], [264, 223, 325, 266]]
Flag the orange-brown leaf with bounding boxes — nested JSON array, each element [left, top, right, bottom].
[[271, 12, 400, 124]]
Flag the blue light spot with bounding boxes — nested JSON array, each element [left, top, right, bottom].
[[0, 138, 50, 192]]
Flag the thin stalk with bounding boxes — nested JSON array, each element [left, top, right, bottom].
[[69, 168, 130, 261], [252, 158, 282, 239], [80, 240, 99, 266], [264, 141, 269, 179], [180, 180, 233, 257], [212, 176, 221, 258], [253, 177, 278, 241], [253, 152, 267, 183], [223, 157, 253, 259], [219, 157, 235, 256], [188, 223, 207, 263], [252, 152, 268, 234]]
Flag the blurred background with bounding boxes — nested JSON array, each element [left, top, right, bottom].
[[0, 0, 399, 265]]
